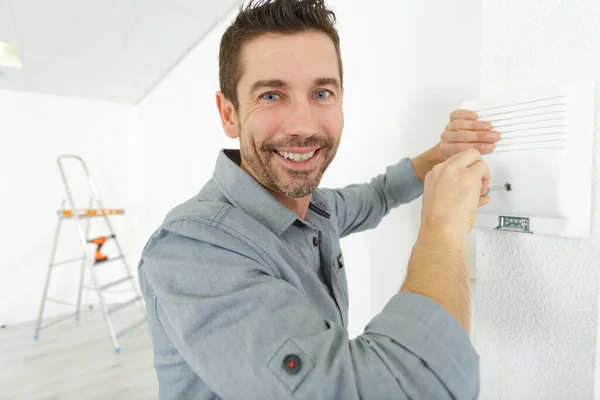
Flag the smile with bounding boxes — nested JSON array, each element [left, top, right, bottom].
[[275, 150, 317, 162], [272, 148, 322, 171]]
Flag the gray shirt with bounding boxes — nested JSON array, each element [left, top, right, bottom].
[[138, 149, 479, 400]]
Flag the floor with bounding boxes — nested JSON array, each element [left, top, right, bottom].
[[0, 306, 158, 400]]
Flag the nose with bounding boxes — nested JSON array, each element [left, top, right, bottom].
[[284, 97, 318, 138]]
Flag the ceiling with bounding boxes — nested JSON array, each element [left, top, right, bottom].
[[0, 0, 241, 104]]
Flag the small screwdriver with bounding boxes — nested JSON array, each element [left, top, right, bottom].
[[483, 183, 512, 196]]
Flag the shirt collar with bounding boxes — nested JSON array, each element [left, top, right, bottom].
[[213, 149, 329, 236]]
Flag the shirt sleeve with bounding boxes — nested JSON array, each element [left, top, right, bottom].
[[138, 218, 479, 400], [320, 157, 424, 238]]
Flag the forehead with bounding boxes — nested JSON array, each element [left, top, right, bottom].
[[239, 31, 340, 86]]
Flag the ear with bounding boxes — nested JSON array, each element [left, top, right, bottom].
[[216, 91, 240, 139]]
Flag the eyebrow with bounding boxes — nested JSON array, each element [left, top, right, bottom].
[[250, 79, 287, 94], [314, 77, 341, 90], [250, 77, 341, 94]]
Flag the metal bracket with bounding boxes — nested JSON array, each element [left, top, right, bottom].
[[494, 216, 534, 234]]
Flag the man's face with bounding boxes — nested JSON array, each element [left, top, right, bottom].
[[230, 31, 344, 198]]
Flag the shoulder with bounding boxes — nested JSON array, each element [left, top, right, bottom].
[[139, 186, 280, 276]]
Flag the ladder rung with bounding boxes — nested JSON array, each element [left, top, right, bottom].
[[84, 286, 135, 293], [98, 276, 133, 292], [51, 256, 86, 267], [116, 318, 147, 338], [94, 255, 124, 266], [46, 298, 76, 307], [58, 209, 125, 218], [108, 296, 142, 315]]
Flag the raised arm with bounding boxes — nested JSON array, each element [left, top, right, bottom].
[[401, 148, 491, 334], [321, 109, 498, 239], [320, 156, 425, 238]]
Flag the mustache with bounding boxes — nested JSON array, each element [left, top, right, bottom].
[[262, 136, 333, 152]]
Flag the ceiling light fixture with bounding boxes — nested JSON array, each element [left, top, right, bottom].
[[0, 41, 22, 68]]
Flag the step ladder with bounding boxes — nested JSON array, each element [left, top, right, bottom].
[[34, 155, 147, 353]]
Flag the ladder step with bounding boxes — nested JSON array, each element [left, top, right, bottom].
[[98, 276, 133, 292], [51, 256, 86, 267], [46, 298, 76, 307], [58, 209, 125, 218], [108, 296, 142, 315], [94, 255, 124, 266], [116, 318, 147, 338]]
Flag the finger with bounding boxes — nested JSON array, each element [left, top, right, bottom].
[[480, 177, 490, 196], [479, 195, 491, 207], [441, 141, 496, 155], [446, 119, 493, 131], [447, 148, 483, 168], [450, 109, 478, 121], [441, 129, 501, 143], [467, 157, 491, 181]]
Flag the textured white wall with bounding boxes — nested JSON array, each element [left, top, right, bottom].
[[473, 0, 600, 399]]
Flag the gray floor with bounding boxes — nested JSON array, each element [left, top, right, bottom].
[[0, 307, 158, 400]]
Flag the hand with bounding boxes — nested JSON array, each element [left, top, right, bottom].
[[439, 109, 500, 160], [421, 148, 491, 235]]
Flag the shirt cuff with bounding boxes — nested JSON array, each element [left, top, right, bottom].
[[386, 157, 424, 204], [364, 292, 479, 398]]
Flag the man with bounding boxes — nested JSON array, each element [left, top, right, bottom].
[[137, 0, 498, 399]]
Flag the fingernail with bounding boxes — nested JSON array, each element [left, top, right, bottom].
[[488, 132, 501, 141], [483, 143, 495, 150]]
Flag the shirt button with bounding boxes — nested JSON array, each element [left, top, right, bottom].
[[283, 354, 302, 375], [313, 236, 319, 247]]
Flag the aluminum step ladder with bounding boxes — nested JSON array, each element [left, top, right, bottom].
[[34, 155, 146, 353]]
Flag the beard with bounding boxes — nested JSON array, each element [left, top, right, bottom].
[[240, 132, 337, 198]]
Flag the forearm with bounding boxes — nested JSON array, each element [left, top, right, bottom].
[[410, 143, 445, 183], [400, 225, 470, 334]]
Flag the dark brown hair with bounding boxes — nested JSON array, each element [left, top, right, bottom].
[[219, 0, 343, 110]]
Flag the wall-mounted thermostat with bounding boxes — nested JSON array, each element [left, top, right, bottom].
[[461, 81, 595, 238]]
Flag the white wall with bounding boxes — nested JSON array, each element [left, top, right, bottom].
[[324, 0, 481, 334], [473, 0, 600, 399], [135, 0, 481, 339], [0, 89, 139, 326]]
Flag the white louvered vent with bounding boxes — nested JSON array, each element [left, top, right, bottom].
[[461, 81, 595, 238]]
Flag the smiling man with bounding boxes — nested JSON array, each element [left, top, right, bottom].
[[219, 29, 345, 217], [137, 1, 497, 399]]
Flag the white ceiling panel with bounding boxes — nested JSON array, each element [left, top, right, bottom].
[[0, 0, 241, 103]]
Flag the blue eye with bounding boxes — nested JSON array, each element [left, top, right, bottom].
[[315, 90, 331, 99], [262, 92, 280, 101]]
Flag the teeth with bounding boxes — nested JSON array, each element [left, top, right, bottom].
[[276, 150, 316, 162]]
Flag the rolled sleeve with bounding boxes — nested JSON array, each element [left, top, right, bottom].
[[386, 157, 424, 204], [363, 292, 480, 399]]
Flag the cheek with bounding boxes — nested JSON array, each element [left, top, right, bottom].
[[245, 109, 283, 147], [319, 108, 344, 138]]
